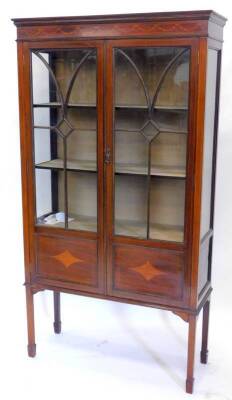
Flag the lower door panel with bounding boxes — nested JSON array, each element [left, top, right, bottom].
[[108, 243, 185, 305], [35, 234, 103, 293]]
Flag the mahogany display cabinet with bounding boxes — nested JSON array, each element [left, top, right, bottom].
[[13, 10, 226, 394]]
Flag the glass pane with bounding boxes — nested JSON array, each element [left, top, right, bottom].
[[67, 172, 97, 232], [150, 178, 185, 242], [35, 169, 65, 228], [34, 128, 64, 168], [66, 108, 97, 171], [31, 49, 97, 231], [200, 49, 218, 239], [114, 46, 190, 242], [115, 175, 147, 238]]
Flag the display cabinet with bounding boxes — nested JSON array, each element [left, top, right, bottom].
[[13, 10, 226, 394]]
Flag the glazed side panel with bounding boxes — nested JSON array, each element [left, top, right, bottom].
[[197, 41, 222, 302], [189, 37, 223, 308]]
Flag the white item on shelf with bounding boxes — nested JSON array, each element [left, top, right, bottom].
[[44, 212, 74, 225]]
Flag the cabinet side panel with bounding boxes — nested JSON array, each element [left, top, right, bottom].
[[198, 47, 221, 297], [198, 237, 211, 295]]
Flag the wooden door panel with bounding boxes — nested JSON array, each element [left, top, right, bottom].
[[109, 243, 185, 303], [35, 234, 101, 292]]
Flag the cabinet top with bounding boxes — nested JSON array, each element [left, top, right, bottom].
[[12, 10, 226, 27]]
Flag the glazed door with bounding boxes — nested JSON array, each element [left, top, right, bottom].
[[105, 39, 198, 305], [25, 41, 104, 293], [31, 43, 103, 233]]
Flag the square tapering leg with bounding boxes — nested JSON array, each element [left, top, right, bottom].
[[25, 286, 36, 357], [186, 315, 197, 394], [53, 291, 61, 334], [201, 300, 210, 364]]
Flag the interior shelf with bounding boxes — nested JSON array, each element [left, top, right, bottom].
[[37, 212, 183, 242], [116, 163, 186, 177], [38, 213, 97, 232], [68, 215, 97, 231], [115, 104, 188, 111], [154, 105, 188, 111], [36, 159, 97, 172], [116, 127, 188, 134], [33, 102, 96, 108], [33, 102, 188, 111], [35, 158, 186, 178], [115, 219, 184, 242]]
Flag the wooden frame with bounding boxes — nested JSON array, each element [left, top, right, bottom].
[[13, 10, 226, 394]]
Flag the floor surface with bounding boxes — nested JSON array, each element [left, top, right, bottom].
[[1, 289, 231, 400]]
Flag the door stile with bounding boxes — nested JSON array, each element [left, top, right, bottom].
[[96, 42, 105, 293], [105, 41, 115, 294], [17, 41, 36, 283], [18, 42, 36, 284]]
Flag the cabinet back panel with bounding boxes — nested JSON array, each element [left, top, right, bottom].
[[151, 133, 187, 168], [57, 109, 97, 164], [59, 171, 97, 218], [115, 175, 147, 224], [150, 178, 185, 226], [115, 130, 187, 168], [54, 51, 96, 104], [114, 175, 185, 236], [115, 47, 189, 108]]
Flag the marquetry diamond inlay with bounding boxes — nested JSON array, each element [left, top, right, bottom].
[[52, 250, 82, 269], [131, 261, 164, 281]]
